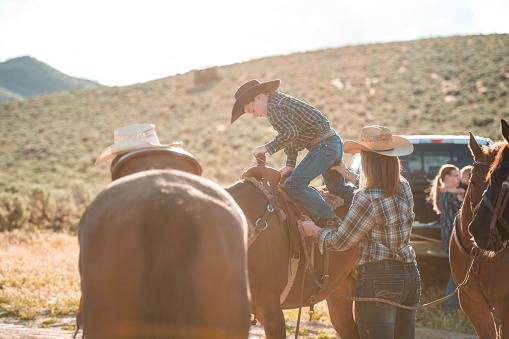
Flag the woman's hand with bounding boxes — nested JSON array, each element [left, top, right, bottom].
[[330, 160, 350, 177], [299, 219, 320, 238]]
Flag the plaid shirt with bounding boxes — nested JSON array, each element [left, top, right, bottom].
[[265, 92, 331, 167], [317, 179, 417, 268]]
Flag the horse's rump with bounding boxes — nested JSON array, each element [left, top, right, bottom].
[[79, 170, 250, 338]]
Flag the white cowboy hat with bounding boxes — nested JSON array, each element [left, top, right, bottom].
[[344, 125, 413, 157], [95, 124, 182, 165]]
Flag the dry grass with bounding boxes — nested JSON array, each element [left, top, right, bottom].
[[0, 232, 478, 336], [0, 34, 507, 336], [0, 231, 80, 309]]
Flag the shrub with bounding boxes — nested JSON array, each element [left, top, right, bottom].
[[0, 192, 27, 231], [0, 181, 92, 233]]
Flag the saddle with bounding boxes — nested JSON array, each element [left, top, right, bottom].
[[110, 146, 203, 181], [241, 165, 344, 306]]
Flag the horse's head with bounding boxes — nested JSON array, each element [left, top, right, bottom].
[[110, 147, 202, 181], [469, 119, 509, 251], [467, 132, 493, 209]]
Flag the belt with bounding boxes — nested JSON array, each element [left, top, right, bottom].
[[307, 130, 336, 149]]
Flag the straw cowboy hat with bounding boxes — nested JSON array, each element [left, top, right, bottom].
[[231, 79, 281, 123], [344, 125, 413, 156], [95, 124, 182, 165]]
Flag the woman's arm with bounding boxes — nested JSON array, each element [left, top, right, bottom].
[[331, 160, 359, 186], [440, 186, 465, 195]]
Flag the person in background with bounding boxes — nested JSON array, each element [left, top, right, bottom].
[[459, 165, 472, 191], [300, 125, 420, 339], [429, 164, 462, 314], [230, 79, 355, 228], [439, 165, 471, 197]]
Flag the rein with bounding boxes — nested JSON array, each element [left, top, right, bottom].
[[453, 160, 509, 313], [247, 155, 327, 339], [71, 325, 81, 339], [482, 172, 509, 250], [291, 159, 492, 310], [297, 223, 479, 310]]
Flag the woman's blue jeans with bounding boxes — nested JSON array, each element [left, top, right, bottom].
[[284, 132, 356, 222], [444, 273, 459, 313], [355, 260, 421, 339]]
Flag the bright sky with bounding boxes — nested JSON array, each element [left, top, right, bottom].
[[1, 0, 508, 87]]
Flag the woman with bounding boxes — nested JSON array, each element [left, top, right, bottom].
[[428, 164, 463, 314], [301, 125, 421, 339]]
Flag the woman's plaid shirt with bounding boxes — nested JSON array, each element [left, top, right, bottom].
[[265, 92, 331, 167], [317, 179, 417, 268]]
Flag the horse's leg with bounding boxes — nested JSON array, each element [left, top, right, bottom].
[[326, 273, 359, 339], [251, 296, 286, 339], [458, 289, 497, 339]]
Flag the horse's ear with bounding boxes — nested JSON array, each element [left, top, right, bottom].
[[501, 119, 509, 143], [468, 131, 483, 159]]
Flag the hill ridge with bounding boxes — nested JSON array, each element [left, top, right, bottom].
[[0, 56, 102, 102], [0, 34, 507, 228]]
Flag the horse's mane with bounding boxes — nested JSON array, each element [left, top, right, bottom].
[[487, 141, 509, 179]]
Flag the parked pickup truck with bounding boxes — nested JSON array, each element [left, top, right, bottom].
[[348, 135, 493, 258]]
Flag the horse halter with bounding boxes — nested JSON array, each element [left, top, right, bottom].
[[481, 171, 509, 250], [470, 160, 490, 214]]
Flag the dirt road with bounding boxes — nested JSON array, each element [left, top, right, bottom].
[[0, 318, 477, 339]]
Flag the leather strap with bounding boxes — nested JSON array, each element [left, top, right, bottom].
[[307, 130, 335, 149]]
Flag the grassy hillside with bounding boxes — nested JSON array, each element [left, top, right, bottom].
[[0, 56, 102, 101], [0, 34, 508, 231]]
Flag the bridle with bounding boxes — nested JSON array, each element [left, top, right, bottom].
[[470, 160, 490, 214], [480, 170, 509, 251]]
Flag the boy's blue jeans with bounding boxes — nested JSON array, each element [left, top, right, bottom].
[[355, 260, 421, 339], [284, 132, 356, 222]]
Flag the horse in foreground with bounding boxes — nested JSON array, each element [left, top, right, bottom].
[[225, 163, 359, 339], [78, 148, 251, 339], [449, 123, 509, 339], [467, 119, 509, 338]]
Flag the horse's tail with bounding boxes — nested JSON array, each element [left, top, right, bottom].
[[141, 191, 198, 338]]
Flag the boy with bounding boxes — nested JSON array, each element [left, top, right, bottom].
[[459, 165, 472, 190], [231, 79, 355, 228]]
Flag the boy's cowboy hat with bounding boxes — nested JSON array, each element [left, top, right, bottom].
[[95, 124, 182, 165], [344, 125, 413, 156], [231, 79, 281, 123]]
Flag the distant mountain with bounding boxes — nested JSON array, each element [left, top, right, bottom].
[[0, 56, 102, 102], [0, 86, 24, 102]]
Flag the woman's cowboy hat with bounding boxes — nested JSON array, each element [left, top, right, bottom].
[[344, 125, 413, 156], [231, 79, 281, 123], [95, 124, 182, 165]]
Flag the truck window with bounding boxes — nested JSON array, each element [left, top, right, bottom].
[[399, 144, 476, 178]]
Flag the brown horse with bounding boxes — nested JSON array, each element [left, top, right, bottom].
[[470, 119, 509, 249], [449, 130, 509, 339], [225, 166, 359, 339], [467, 119, 509, 338], [78, 147, 251, 339]]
